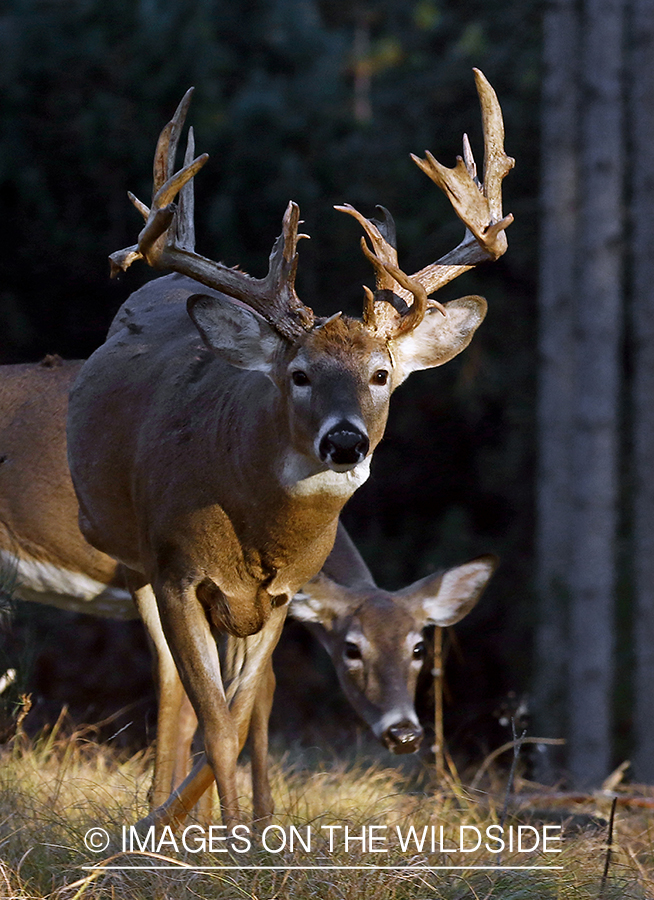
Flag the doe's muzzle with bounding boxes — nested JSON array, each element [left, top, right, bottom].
[[383, 719, 423, 755]]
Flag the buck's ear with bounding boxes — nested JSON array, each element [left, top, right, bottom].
[[400, 554, 497, 628], [290, 572, 357, 630], [390, 296, 487, 383], [187, 293, 283, 374]]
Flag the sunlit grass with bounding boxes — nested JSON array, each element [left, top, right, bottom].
[[0, 724, 652, 899]]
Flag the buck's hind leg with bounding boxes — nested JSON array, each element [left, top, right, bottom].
[[249, 658, 276, 824], [131, 582, 188, 810]]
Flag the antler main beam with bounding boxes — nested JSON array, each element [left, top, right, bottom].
[[109, 89, 314, 341]]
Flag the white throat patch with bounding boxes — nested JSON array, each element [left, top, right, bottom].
[[280, 454, 371, 498]]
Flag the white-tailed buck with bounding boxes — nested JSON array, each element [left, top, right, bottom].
[[66, 70, 512, 827], [0, 357, 496, 820]]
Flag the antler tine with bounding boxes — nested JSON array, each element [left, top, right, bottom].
[[474, 67, 514, 226], [334, 204, 399, 291], [462, 133, 479, 185], [133, 151, 208, 265], [354, 236, 397, 333], [153, 87, 195, 197], [410, 149, 498, 256], [378, 263, 431, 335], [253, 201, 315, 337], [140, 89, 207, 258], [174, 125, 196, 252], [125, 91, 196, 228], [362, 285, 377, 326], [128, 191, 150, 222], [359, 236, 393, 289], [277, 200, 302, 273]]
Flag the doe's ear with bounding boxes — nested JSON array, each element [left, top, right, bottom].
[[391, 295, 487, 383], [290, 572, 357, 630], [400, 554, 497, 628], [187, 293, 284, 374]]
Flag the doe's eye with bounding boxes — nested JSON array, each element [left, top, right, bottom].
[[371, 369, 389, 386], [413, 641, 425, 661], [344, 642, 362, 661], [292, 370, 310, 386]]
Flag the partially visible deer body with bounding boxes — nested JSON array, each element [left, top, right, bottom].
[[0, 359, 131, 619], [0, 357, 495, 815], [66, 71, 512, 828]]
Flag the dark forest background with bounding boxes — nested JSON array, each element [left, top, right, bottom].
[[0, 0, 649, 789]]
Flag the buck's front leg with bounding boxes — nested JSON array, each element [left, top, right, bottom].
[[152, 576, 241, 829], [142, 603, 287, 830]]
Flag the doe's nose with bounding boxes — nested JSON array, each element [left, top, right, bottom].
[[319, 423, 369, 467], [383, 720, 423, 755]]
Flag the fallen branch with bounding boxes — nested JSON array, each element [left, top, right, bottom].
[[507, 791, 654, 810]]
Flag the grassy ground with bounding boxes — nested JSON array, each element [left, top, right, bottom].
[[0, 723, 652, 899]]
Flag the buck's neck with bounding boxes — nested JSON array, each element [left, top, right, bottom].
[[197, 369, 370, 559]]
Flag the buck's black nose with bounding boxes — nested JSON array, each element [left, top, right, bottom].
[[319, 423, 369, 467]]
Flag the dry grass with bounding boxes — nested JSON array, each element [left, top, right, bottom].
[[0, 726, 652, 900]]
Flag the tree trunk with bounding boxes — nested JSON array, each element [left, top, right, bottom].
[[537, 0, 624, 787], [629, 0, 654, 784], [534, 0, 579, 767], [568, 0, 625, 787]]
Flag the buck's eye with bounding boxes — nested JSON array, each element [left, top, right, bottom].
[[291, 370, 310, 386], [413, 641, 425, 661], [371, 369, 389, 386], [344, 642, 362, 661]]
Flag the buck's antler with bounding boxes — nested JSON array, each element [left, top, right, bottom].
[[337, 68, 514, 337], [110, 89, 315, 340]]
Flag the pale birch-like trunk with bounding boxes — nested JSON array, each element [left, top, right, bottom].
[[628, 0, 654, 784], [534, 0, 579, 761], [567, 0, 624, 786]]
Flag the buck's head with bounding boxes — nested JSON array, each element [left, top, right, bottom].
[[291, 554, 497, 754], [186, 205, 486, 483]]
